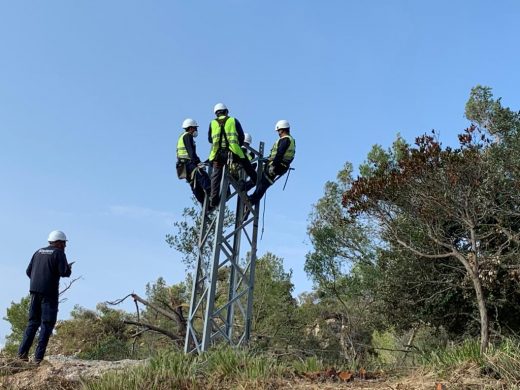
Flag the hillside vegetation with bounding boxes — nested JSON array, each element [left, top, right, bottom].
[[3, 85, 520, 389]]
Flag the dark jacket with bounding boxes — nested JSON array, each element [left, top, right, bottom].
[[26, 245, 71, 299]]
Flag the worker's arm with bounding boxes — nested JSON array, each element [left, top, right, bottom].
[[26, 255, 34, 278], [56, 250, 71, 278], [235, 119, 245, 146], [184, 133, 201, 164]]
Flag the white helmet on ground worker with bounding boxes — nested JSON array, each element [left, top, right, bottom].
[[182, 118, 198, 129], [48, 230, 67, 242], [275, 120, 290, 131], [244, 133, 252, 145], [213, 103, 228, 114]]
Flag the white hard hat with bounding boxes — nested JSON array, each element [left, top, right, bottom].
[[275, 119, 290, 131], [244, 133, 252, 144], [213, 103, 228, 114], [48, 230, 67, 242], [182, 118, 198, 129]]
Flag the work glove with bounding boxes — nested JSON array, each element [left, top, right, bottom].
[[268, 164, 276, 176]]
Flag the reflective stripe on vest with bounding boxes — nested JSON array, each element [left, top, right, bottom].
[[177, 132, 189, 160], [270, 134, 296, 163], [208, 116, 245, 161]]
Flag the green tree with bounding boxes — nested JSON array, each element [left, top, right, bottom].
[[344, 121, 520, 351], [52, 303, 133, 360], [165, 203, 234, 269], [305, 163, 380, 361], [465, 85, 520, 141], [252, 253, 299, 349], [306, 86, 520, 353], [2, 296, 30, 356]]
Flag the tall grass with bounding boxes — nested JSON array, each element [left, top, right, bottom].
[[82, 346, 290, 390], [421, 339, 484, 369], [82, 351, 199, 390], [420, 338, 520, 387], [81, 337, 520, 389], [291, 355, 326, 373], [484, 338, 520, 386]]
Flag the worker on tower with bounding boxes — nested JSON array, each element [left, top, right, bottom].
[[242, 133, 254, 161], [248, 120, 296, 204], [230, 132, 255, 180], [176, 118, 211, 206], [208, 103, 257, 208]]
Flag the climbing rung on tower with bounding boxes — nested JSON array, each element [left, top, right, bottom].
[[184, 142, 264, 354]]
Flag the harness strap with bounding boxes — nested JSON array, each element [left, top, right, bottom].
[[217, 117, 230, 151]]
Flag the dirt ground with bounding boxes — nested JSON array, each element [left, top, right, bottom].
[[0, 356, 507, 390], [0, 355, 144, 389]]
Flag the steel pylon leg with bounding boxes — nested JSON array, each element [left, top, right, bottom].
[[184, 143, 264, 354]]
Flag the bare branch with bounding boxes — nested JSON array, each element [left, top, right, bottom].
[[58, 276, 83, 303], [123, 319, 182, 340], [394, 238, 454, 259], [130, 293, 179, 322], [59, 276, 82, 296], [106, 294, 134, 306]]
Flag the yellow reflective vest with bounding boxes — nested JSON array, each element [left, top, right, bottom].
[[270, 134, 296, 164], [176, 131, 190, 160], [208, 116, 245, 161]]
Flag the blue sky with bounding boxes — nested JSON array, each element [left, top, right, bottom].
[[1, 1, 519, 345]]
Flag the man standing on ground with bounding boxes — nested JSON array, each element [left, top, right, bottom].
[[248, 120, 296, 204], [208, 103, 257, 208], [18, 230, 72, 363], [177, 118, 211, 206]]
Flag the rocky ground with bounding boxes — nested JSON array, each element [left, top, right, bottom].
[[0, 355, 145, 389], [0, 355, 507, 389]]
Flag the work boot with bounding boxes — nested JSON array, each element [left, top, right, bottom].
[[18, 354, 29, 362]]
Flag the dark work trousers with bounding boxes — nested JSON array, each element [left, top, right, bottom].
[[210, 151, 257, 207], [18, 293, 59, 361], [185, 161, 210, 205], [248, 163, 289, 204]]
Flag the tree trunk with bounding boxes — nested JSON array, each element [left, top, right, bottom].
[[468, 268, 489, 352], [400, 326, 418, 365], [453, 250, 489, 352]]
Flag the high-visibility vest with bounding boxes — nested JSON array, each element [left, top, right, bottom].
[[176, 132, 190, 160], [270, 134, 296, 164], [208, 116, 245, 161], [242, 146, 253, 161]]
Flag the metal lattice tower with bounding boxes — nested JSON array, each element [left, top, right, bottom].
[[184, 142, 264, 354]]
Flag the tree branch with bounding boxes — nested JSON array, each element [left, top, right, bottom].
[[123, 320, 181, 340], [394, 237, 454, 259]]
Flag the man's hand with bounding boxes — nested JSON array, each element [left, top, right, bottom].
[[268, 164, 276, 176]]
